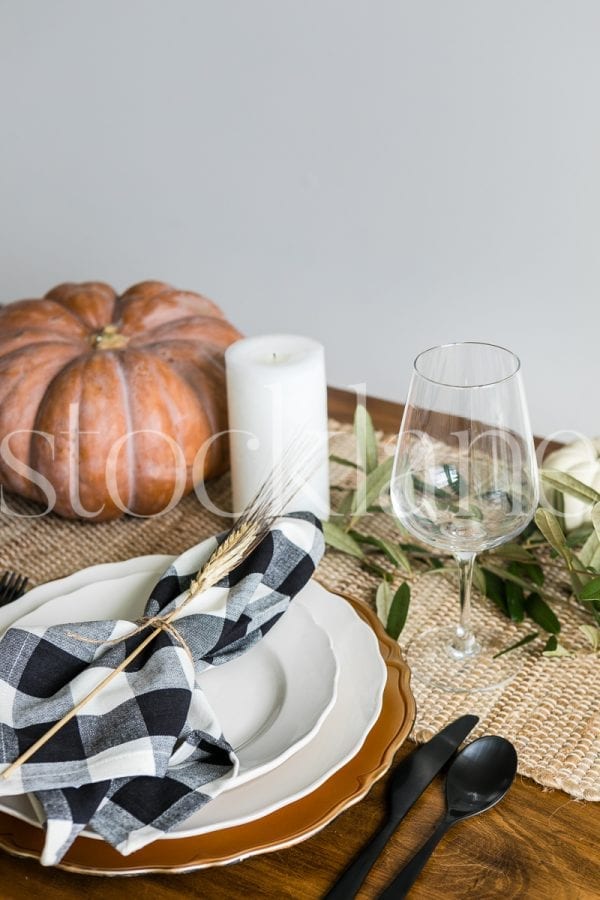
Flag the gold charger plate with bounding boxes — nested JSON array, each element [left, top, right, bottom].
[[0, 594, 415, 875]]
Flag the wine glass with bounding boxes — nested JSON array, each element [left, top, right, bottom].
[[390, 342, 538, 692]]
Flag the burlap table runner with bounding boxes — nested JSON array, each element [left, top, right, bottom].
[[0, 421, 598, 801]]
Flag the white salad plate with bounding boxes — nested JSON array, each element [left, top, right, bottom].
[[0, 558, 387, 839]]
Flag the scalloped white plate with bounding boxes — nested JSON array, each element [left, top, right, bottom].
[[0, 558, 337, 796], [0, 563, 386, 839]]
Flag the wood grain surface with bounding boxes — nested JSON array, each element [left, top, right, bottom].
[[0, 388, 598, 899]]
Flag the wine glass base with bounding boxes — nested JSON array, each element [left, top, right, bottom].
[[406, 625, 523, 693]]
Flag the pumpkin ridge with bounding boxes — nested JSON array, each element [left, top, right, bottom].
[[119, 280, 172, 300], [132, 335, 226, 370], [0, 328, 85, 341], [148, 355, 199, 488], [37, 297, 96, 334], [119, 349, 207, 514], [114, 352, 136, 514], [0, 338, 88, 364], [111, 292, 125, 325], [118, 292, 227, 336], [151, 346, 225, 449], [0, 345, 82, 405], [0, 299, 90, 340], [30, 353, 86, 434], [119, 284, 221, 309], [116, 286, 180, 320], [127, 315, 240, 347], [138, 340, 227, 389], [0, 348, 83, 503], [121, 313, 224, 340], [25, 354, 86, 509], [128, 338, 236, 360], [45, 283, 117, 332]]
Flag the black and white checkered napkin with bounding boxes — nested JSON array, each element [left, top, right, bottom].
[[0, 512, 323, 865]]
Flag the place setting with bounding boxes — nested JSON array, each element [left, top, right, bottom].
[[0, 284, 598, 896]]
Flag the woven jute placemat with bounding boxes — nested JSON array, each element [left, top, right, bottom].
[[0, 421, 598, 801]]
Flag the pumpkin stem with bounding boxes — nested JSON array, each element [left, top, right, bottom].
[[92, 324, 129, 351]]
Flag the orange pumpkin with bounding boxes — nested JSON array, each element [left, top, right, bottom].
[[0, 281, 242, 520]]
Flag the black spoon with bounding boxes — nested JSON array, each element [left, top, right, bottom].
[[379, 736, 518, 899]]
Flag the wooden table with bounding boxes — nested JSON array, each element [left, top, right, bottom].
[[1, 389, 598, 900]]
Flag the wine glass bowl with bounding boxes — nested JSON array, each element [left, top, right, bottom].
[[391, 343, 538, 692]]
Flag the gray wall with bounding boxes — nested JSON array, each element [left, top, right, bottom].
[[1, 0, 598, 437]]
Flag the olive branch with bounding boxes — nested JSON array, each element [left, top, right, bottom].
[[324, 405, 600, 658]]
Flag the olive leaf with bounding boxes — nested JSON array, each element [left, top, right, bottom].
[[362, 559, 393, 580], [577, 529, 600, 570], [354, 404, 378, 475], [330, 454, 361, 470], [505, 564, 525, 622], [493, 632, 539, 658], [579, 624, 600, 651], [524, 592, 560, 634], [592, 502, 600, 542], [411, 475, 455, 502], [375, 579, 392, 624], [578, 576, 600, 600], [541, 469, 600, 505], [386, 583, 411, 639], [350, 531, 411, 573], [351, 456, 394, 516], [566, 523, 594, 547], [472, 562, 487, 595], [542, 635, 571, 658], [587, 544, 600, 572], [336, 489, 356, 518], [534, 509, 574, 567], [481, 568, 509, 616], [399, 541, 439, 558], [521, 562, 545, 587], [421, 565, 454, 578], [483, 561, 557, 605], [322, 521, 364, 559], [490, 543, 535, 563], [442, 463, 461, 495]]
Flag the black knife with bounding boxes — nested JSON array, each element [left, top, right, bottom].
[[323, 714, 479, 900]]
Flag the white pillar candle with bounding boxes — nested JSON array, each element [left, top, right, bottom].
[[225, 335, 330, 520]]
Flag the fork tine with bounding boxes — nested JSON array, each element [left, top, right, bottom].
[[2, 572, 17, 603], [8, 574, 25, 603], [6, 575, 20, 603], [0, 571, 12, 604], [0, 571, 28, 606]]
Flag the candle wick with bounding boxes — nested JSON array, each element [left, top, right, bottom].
[[272, 352, 277, 362]]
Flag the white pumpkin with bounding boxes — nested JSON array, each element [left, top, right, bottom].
[[544, 438, 600, 531]]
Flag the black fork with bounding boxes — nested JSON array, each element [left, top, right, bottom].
[[0, 571, 29, 606]]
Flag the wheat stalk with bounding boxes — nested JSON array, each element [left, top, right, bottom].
[[1, 439, 317, 781]]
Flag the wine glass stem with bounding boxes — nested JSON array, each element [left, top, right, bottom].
[[453, 552, 478, 657]]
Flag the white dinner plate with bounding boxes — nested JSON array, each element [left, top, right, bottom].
[[0, 561, 387, 839], [0, 558, 338, 797]]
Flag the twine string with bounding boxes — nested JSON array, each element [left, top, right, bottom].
[[66, 613, 195, 666]]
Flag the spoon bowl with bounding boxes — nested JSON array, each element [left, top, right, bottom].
[[446, 735, 518, 818]]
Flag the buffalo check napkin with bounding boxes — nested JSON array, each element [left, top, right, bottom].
[[0, 512, 323, 865]]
